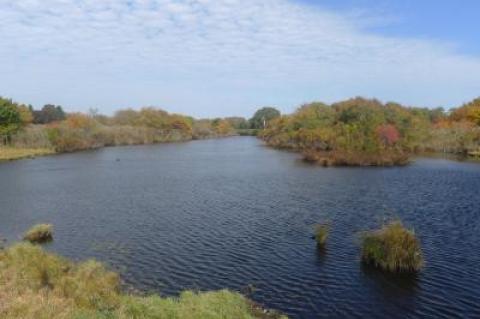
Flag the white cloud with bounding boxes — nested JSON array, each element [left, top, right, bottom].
[[0, 0, 479, 117]]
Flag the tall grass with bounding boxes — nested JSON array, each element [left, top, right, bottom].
[[23, 224, 53, 243], [361, 221, 423, 272], [314, 224, 330, 247], [0, 243, 286, 319]]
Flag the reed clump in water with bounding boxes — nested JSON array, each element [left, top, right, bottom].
[[314, 224, 330, 247], [22, 224, 53, 244], [361, 221, 423, 272]]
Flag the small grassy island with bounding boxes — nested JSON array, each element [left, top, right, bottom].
[[23, 224, 54, 243], [0, 243, 286, 319], [361, 221, 423, 272]]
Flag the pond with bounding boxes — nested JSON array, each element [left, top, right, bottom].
[[1, 137, 479, 318]]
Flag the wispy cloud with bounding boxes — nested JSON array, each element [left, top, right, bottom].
[[0, 0, 479, 117]]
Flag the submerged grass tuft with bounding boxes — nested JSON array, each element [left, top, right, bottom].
[[22, 224, 54, 244], [314, 224, 330, 247], [361, 221, 423, 273], [0, 243, 286, 319]]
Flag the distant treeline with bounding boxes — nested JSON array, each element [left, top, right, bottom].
[[0, 98, 244, 152], [2, 96, 479, 165], [0, 96, 283, 153], [259, 97, 480, 165]]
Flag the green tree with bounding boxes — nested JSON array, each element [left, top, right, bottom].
[[249, 107, 281, 129], [33, 104, 66, 124], [0, 97, 22, 144], [225, 117, 249, 129]]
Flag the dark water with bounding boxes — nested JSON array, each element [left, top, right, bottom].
[[1, 137, 479, 318]]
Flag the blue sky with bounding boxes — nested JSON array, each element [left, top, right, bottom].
[[306, 0, 480, 54], [0, 0, 479, 118]]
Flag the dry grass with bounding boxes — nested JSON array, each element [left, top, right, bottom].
[[0, 243, 286, 319], [22, 224, 53, 244], [303, 150, 410, 167], [0, 147, 55, 161], [314, 224, 330, 247], [361, 221, 423, 272]]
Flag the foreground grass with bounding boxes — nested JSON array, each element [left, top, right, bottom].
[[0, 243, 286, 319], [0, 147, 55, 161], [23, 224, 53, 244], [361, 221, 423, 273]]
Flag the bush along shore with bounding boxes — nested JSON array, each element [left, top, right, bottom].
[[0, 97, 248, 161], [0, 242, 286, 319], [260, 97, 480, 166], [2, 95, 480, 165], [0, 97, 287, 162]]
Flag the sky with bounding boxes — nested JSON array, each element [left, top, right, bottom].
[[0, 0, 479, 118]]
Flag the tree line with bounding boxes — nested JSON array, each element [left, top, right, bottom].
[[0, 96, 281, 149], [0, 97, 241, 152], [259, 97, 480, 165], [2, 95, 479, 164]]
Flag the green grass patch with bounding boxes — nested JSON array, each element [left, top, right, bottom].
[[0, 243, 286, 319], [22, 224, 54, 244], [361, 221, 423, 273]]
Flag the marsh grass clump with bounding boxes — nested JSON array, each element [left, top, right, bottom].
[[361, 221, 423, 273], [0, 243, 286, 319], [314, 224, 330, 247], [22, 224, 53, 243]]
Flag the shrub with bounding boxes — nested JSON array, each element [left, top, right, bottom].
[[361, 221, 423, 272], [23, 224, 53, 243], [314, 224, 330, 247]]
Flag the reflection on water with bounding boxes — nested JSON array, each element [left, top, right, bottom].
[[361, 263, 420, 296], [314, 246, 328, 267], [1, 137, 480, 318]]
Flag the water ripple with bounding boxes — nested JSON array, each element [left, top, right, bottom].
[[1, 138, 479, 318]]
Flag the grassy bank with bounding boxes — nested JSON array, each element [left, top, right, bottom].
[[0, 243, 286, 319], [0, 147, 55, 161]]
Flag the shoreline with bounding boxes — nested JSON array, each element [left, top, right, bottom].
[[0, 147, 56, 162], [2, 138, 479, 166], [0, 134, 242, 163], [0, 242, 286, 318]]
